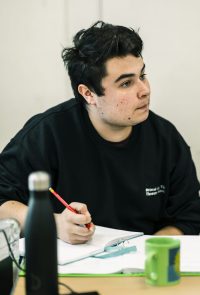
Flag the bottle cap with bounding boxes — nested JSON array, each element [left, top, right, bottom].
[[28, 171, 50, 191]]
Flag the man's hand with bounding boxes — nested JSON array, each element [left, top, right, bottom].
[[54, 202, 95, 244], [154, 226, 183, 235]]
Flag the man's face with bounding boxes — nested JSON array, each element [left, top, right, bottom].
[[93, 55, 150, 128]]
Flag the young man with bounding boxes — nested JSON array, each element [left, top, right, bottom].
[[0, 21, 200, 244]]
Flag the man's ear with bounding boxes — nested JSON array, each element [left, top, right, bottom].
[[78, 84, 96, 105]]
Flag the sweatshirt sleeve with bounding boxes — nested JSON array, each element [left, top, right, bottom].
[[0, 118, 57, 206], [159, 127, 200, 235]]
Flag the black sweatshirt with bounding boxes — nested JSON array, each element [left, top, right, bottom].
[[0, 99, 200, 234]]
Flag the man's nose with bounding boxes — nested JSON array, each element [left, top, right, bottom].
[[137, 80, 150, 99]]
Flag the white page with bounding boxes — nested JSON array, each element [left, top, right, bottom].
[[57, 226, 143, 264], [58, 236, 146, 274], [58, 235, 200, 274], [19, 226, 143, 265], [129, 235, 200, 273]]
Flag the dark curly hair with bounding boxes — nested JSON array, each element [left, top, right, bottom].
[[62, 21, 143, 104]]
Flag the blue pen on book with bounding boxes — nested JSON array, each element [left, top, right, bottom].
[[93, 245, 137, 259]]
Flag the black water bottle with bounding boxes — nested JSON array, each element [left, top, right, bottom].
[[25, 171, 58, 295]]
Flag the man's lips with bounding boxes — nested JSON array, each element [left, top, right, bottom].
[[137, 103, 149, 110]]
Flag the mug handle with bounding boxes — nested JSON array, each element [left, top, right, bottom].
[[145, 251, 158, 281]]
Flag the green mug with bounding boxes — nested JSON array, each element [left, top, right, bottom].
[[145, 237, 180, 286]]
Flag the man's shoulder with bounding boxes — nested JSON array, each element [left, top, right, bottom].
[[45, 98, 79, 114], [147, 110, 176, 132], [146, 110, 188, 147], [12, 98, 82, 142], [32, 98, 80, 122], [27, 98, 80, 125]]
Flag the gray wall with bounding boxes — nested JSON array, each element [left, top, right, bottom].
[[0, 0, 200, 178]]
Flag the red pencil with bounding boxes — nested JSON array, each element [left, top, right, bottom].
[[49, 187, 91, 229]]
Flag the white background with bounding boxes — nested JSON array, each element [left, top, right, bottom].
[[0, 0, 200, 178]]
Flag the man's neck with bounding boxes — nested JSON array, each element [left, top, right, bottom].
[[87, 109, 133, 143]]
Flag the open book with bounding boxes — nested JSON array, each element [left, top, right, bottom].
[[20, 227, 200, 275], [58, 236, 145, 274], [57, 235, 200, 275], [57, 226, 142, 265], [19, 226, 143, 265]]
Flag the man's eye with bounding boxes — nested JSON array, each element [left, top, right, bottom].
[[140, 73, 147, 81], [120, 80, 132, 88]]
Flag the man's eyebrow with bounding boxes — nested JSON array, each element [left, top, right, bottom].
[[114, 73, 135, 83], [114, 64, 146, 83]]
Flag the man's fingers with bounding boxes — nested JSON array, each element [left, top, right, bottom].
[[56, 203, 94, 244], [67, 234, 92, 245], [70, 202, 89, 214], [73, 223, 95, 236], [66, 225, 95, 244], [63, 205, 92, 226]]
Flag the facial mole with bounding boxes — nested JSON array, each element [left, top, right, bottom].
[[128, 117, 131, 120]]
